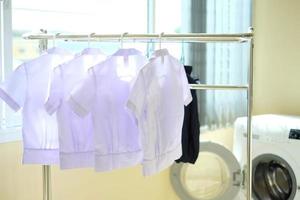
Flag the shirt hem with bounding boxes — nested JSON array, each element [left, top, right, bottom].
[[23, 148, 59, 165], [95, 150, 143, 172], [60, 151, 94, 169], [142, 144, 182, 176], [0, 87, 21, 111]]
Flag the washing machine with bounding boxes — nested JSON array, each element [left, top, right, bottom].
[[234, 114, 300, 200], [170, 114, 300, 200]]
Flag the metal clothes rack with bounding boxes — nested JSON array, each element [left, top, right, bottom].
[[24, 29, 254, 200]]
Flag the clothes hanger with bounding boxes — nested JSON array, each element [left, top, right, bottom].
[[87, 33, 91, 48], [120, 32, 128, 49], [114, 32, 140, 57], [180, 40, 185, 64], [49, 32, 72, 55], [159, 32, 164, 50], [52, 34, 56, 47], [52, 33, 61, 48], [159, 32, 164, 63], [79, 33, 97, 55], [86, 32, 96, 49], [132, 37, 137, 51], [180, 40, 194, 76], [180, 40, 195, 79], [147, 39, 153, 58]]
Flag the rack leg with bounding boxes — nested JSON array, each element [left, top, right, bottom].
[[38, 30, 51, 200], [42, 165, 51, 200], [246, 27, 254, 200]]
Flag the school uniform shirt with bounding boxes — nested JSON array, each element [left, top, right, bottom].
[[45, 48, 106, 169], [127, 49, 192, 176], [69, 48, 148, 172], [0, 47, 74, 164], [175, 65, 200, 164]]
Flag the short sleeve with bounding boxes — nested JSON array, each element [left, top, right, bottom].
[[126, 70, 146, 118], [68, 68, 96, 117], [180, 64, 193, 106], [45, 67, 63, 115], [0, 64, 27, 111]]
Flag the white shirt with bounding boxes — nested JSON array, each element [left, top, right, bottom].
[[0, 47, 74, 164], [69, 48, 148, 172], [127, 49, 192, 176], [45, 48, 106, 169]]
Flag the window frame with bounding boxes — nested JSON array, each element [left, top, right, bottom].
[[0, 0, 19, 143]]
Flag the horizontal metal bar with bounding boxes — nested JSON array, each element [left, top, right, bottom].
[[22, 32, 253, 43], [190, 84, 248, 90]]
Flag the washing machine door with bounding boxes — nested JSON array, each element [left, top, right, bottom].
[[171, 141, 242, 200], [252, 154, 297, 200]]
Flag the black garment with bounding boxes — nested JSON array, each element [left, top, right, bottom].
[[176, 65, 200, 164]]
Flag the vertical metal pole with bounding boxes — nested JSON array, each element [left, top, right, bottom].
[[42, 165, 51, 200], [39, 30, 51, 200], [246, 27, 254, 200], [0, 0, 13, 130], [147, 0, 155, 56], [147, 0, 155, 33], [0, 0, 4, 129]]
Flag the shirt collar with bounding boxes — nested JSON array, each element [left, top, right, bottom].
[[46, 47, 72, 55], [152, 48, 169, 57], [80, 48, 105, 55], [112, 48, 142, 57]]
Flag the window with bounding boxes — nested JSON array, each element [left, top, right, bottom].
[[0, 0, 19, 142], [12, 0, 148, 56], [183, 0, 252, 130], [154, 0, 182, 58], [0, 0, 149, 142], [154, 0, 252, 130], [0, 0, 252, 142]]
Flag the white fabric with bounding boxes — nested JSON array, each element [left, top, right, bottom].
[[127, 49, 192, 176], [0, 47, 74, 164], [45, 48, 106, 169], [69, 48, 148, 172]]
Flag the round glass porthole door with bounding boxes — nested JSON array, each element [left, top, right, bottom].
[[171, 142, 242, 200], [252, 154, 297, 200]]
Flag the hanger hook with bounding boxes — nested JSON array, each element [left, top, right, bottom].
[[87, 34, 91, 47], [87, 33, 95, 47], [52, 34, 56, 47], [159, 32, 164, 50], [120, 32, 128, 48], [180, 40, 185, 63], [52, 33, 60, 47]]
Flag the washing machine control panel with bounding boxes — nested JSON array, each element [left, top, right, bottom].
[[289, 129, 300, 140]]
